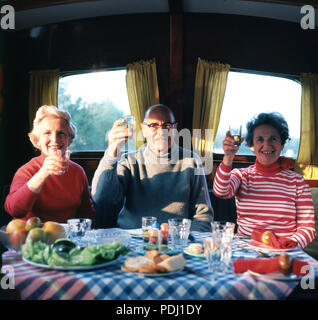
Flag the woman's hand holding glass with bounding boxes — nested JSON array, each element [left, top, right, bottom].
[[41, 149, 70, 177], [107, 116, 136, 158], [222, 131, 244, 166]]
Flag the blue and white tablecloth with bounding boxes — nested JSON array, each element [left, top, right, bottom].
[[2, 232, 318, 300]]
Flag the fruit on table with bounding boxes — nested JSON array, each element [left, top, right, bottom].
[[6, 219, 26, 234], [26, 227, 47, 244], [42, 221, 66, 244], [9, 228, 28, 250], [25, 217, 41, 231], [261, 231, 273, 246]]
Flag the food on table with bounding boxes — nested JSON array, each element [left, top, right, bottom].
[[26, 227, 47, 244], [279, 253, 292, 275], [122, 250, 186, 274], [157, 253, 186, 272], [9, 228, 28, 250], [187, 243, 203, 254], [22, 237, 130, 267], [4, 218, 68, 251], [25, 217, 41, 231], [42, 221, 66, 244], [6, 219, 26, 234], [261, 231, 273, 246]]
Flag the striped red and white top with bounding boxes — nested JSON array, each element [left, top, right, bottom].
[[213, 161, 316, 248]]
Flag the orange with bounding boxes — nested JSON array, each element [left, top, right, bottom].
[[9, 228, 28, 250], [42, 221, 66, 244], [261, 231, 273, 246], [6, 219, 26, 234]]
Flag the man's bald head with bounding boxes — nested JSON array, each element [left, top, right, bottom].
[[144, 104, 175, 123]]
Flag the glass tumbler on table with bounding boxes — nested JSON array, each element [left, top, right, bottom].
[[168, 218, 191, 250], [142, 216, 157, 243], [67, 218, 92, 244]]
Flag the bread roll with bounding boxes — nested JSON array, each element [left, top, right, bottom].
[[123, 256, 152, 272], [157, 253, 186, 272], [188, 243, 203, 254]]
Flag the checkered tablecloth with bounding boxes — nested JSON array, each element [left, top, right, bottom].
[[2, 232, 318, 300]]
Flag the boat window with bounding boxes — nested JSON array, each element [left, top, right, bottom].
[[213, 71, 301, 159], [58, 69, 134, 152]]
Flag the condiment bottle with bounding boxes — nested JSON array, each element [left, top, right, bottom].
[[149, 221, 160, 245], [160, 223, 169, 245]]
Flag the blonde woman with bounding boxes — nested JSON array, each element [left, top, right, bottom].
[[5, 105, 94, 223]]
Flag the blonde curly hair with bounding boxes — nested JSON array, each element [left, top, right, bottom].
[[28, 105, 77, 149]]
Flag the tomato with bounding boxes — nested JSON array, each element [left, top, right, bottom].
[[261, 231, 273, 246]]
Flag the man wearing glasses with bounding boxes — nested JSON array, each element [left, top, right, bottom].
[[91, 104, 213, 231]]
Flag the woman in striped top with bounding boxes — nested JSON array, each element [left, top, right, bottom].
[[213, 112, 315, 248]]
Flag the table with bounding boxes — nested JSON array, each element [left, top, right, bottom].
[[2, 232, 318, 300]]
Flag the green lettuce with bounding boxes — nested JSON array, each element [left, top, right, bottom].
[[22, 240, 130, 267]]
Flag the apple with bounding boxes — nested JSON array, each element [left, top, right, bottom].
[[25, 217, 41, 231], [9, 228, 28, 250]]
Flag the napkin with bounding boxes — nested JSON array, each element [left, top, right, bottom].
[[233, 257, 310, 276], [251, 229, 297, 249]]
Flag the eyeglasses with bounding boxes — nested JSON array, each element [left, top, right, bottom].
[[143, 122, 177, 132]]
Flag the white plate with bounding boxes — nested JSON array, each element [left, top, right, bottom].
[[124, 268, 184, 277], [248, 240, 296, 253], [184, 248, 205, 259], [247, 269, 301, 281], [23, 256, 119, 271], [123, 228, 143, 237]]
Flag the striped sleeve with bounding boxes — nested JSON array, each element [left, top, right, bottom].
[[289, 177, 316, 249], [213, 162, 242, 199]]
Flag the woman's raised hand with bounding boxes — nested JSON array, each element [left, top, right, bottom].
[[222, 131, 244, 166], [41, 152, 69, 177]]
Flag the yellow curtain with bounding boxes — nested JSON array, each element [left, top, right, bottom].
[[192, 58, 230, 160], [28, 69, 60, 130], [295, 73, 318, 179], [126, 58, 159, 149]]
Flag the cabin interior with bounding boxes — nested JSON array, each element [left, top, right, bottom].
[[1, 1, 318, 256]]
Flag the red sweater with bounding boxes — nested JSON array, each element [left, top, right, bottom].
[[5, 154, 94, 224], [213, 161, 316, 249]]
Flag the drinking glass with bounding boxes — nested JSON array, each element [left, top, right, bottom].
[[67, 218, 92, 241], [168, 218, 191, 250], [229, 125, 242, 147], [122, 115, 136, 131], [211, 221, 235, 241], [141, 216, 157, 243]]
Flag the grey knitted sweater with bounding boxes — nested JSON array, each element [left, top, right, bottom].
[[91, 144, 213, 231]]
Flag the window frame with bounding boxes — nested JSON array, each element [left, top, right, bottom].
[[58, 67, 129, 157]]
